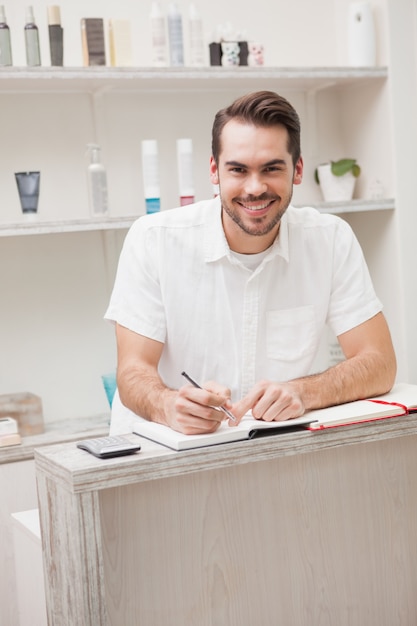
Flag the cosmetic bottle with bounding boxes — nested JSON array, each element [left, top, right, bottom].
[[86, 144, 109, 216], [81, 18, 106, 66], [177, 139, 195, 205], [347, 1, 376, 66], [15, 171, 40, 219], [0, 6, 12, 66], [47, 5, 63, 66], [188, 3, 205, 66], [24, 6, 41, 66], [141, 140, 161, 214], [167, 2, 184, 66], [150, 1, 168, 67], [109, 19, 133, 67]]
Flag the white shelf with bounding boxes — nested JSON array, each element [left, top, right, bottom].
[[0, 199, 394, 237], [0, 215, 136, 237], [0, 66, 388, 94], [301, 198, 395, 215]]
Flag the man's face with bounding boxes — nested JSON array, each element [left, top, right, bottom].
[[210, 120, 303, 253]]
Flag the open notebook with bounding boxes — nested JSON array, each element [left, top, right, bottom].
[[132, 383, 417, 451]]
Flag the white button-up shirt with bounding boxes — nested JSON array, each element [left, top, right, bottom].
[[105, 197, 382, 431]]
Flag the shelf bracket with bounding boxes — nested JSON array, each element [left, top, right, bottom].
[[305, 89, 320, 162]]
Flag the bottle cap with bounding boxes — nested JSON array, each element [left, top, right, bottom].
[[0, 6, 6, 23], [150, 1, 162, 17], [25, 6, 36, 25], [141, 139, 158, 156], [47, 5, 61, 26], [189, 3, 199, 19], [168, 2, 180, 14], [177, 138, 192, 153], [87, 143, 102, 164]]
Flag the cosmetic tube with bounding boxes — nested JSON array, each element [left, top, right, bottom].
[[141, 140, 161, 214], [15, 171, 40, 218], [47, 5, 63, 66], [24, 6, 41, 66], [176, 138, 195, 205], [0, 6, 12, 66]]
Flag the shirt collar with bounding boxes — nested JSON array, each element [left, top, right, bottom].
[[204, 197, 290, 263]]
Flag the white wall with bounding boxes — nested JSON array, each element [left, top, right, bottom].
[[1, 0, 412, 422]]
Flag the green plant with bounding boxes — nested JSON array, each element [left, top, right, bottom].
[[314, 158, 361, 184]]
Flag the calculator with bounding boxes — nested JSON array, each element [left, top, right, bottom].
[[76, 435, 141, 459]]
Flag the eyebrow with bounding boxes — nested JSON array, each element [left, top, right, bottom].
[[224, 158, 287, 168]]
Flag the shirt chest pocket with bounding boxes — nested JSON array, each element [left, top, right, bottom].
[[266, 306, 317, 362]]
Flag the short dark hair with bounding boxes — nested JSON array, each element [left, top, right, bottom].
[[211, 90, 301, 167]]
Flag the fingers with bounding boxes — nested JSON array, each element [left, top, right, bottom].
[[168, 381, 232, 434], [232, 381, 305, 422], [180, 381, 230, 411]]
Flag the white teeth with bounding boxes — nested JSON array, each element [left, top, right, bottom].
[[242, 202, 270, 211]]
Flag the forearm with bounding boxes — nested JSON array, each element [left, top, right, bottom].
[[288, 349, 396, 411], [117, 363, 175, 426]]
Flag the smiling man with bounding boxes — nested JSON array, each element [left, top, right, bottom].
[[105, 90, 396, 436]]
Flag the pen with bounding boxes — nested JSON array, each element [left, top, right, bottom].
[[181, 371, 237, 422]]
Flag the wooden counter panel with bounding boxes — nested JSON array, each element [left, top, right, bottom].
[[98, 434, 417, 625]]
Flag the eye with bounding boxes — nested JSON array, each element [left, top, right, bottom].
[[264, 165, 284, 173]]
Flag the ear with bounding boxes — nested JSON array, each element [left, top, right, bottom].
[[293, 157, 303, 186], [209, 156, 219, 185]]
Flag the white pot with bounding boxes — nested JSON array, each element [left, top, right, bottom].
[[317, 163, 356, 202]]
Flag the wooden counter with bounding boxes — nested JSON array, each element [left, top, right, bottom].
[[35, 414, 417, 625], [0, 413, 109, 626], [0, 413, 109, 465]]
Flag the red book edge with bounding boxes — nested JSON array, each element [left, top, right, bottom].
[[307, 399, 409, 431]]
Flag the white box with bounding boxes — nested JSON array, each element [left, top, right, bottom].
[[0, 416, 18, 435]]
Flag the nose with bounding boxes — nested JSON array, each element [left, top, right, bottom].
[[244, 172, 267, 196]]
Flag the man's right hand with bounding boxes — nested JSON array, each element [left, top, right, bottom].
[[163, 380, 234, 435]]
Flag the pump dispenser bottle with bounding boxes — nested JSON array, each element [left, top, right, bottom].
[[167, 2, 184, 66], [86, 144, 109, 216], [0, 6, 12, 66], [24, 6, 41, 66]]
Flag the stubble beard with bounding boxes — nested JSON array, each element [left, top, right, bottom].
[[220, 190, 293, 238]]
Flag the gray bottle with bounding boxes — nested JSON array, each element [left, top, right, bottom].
[[25, 6, 41, 66], [0, 6, 12, 66]]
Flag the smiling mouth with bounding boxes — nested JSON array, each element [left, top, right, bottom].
[[237, 198, 277, 212]]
